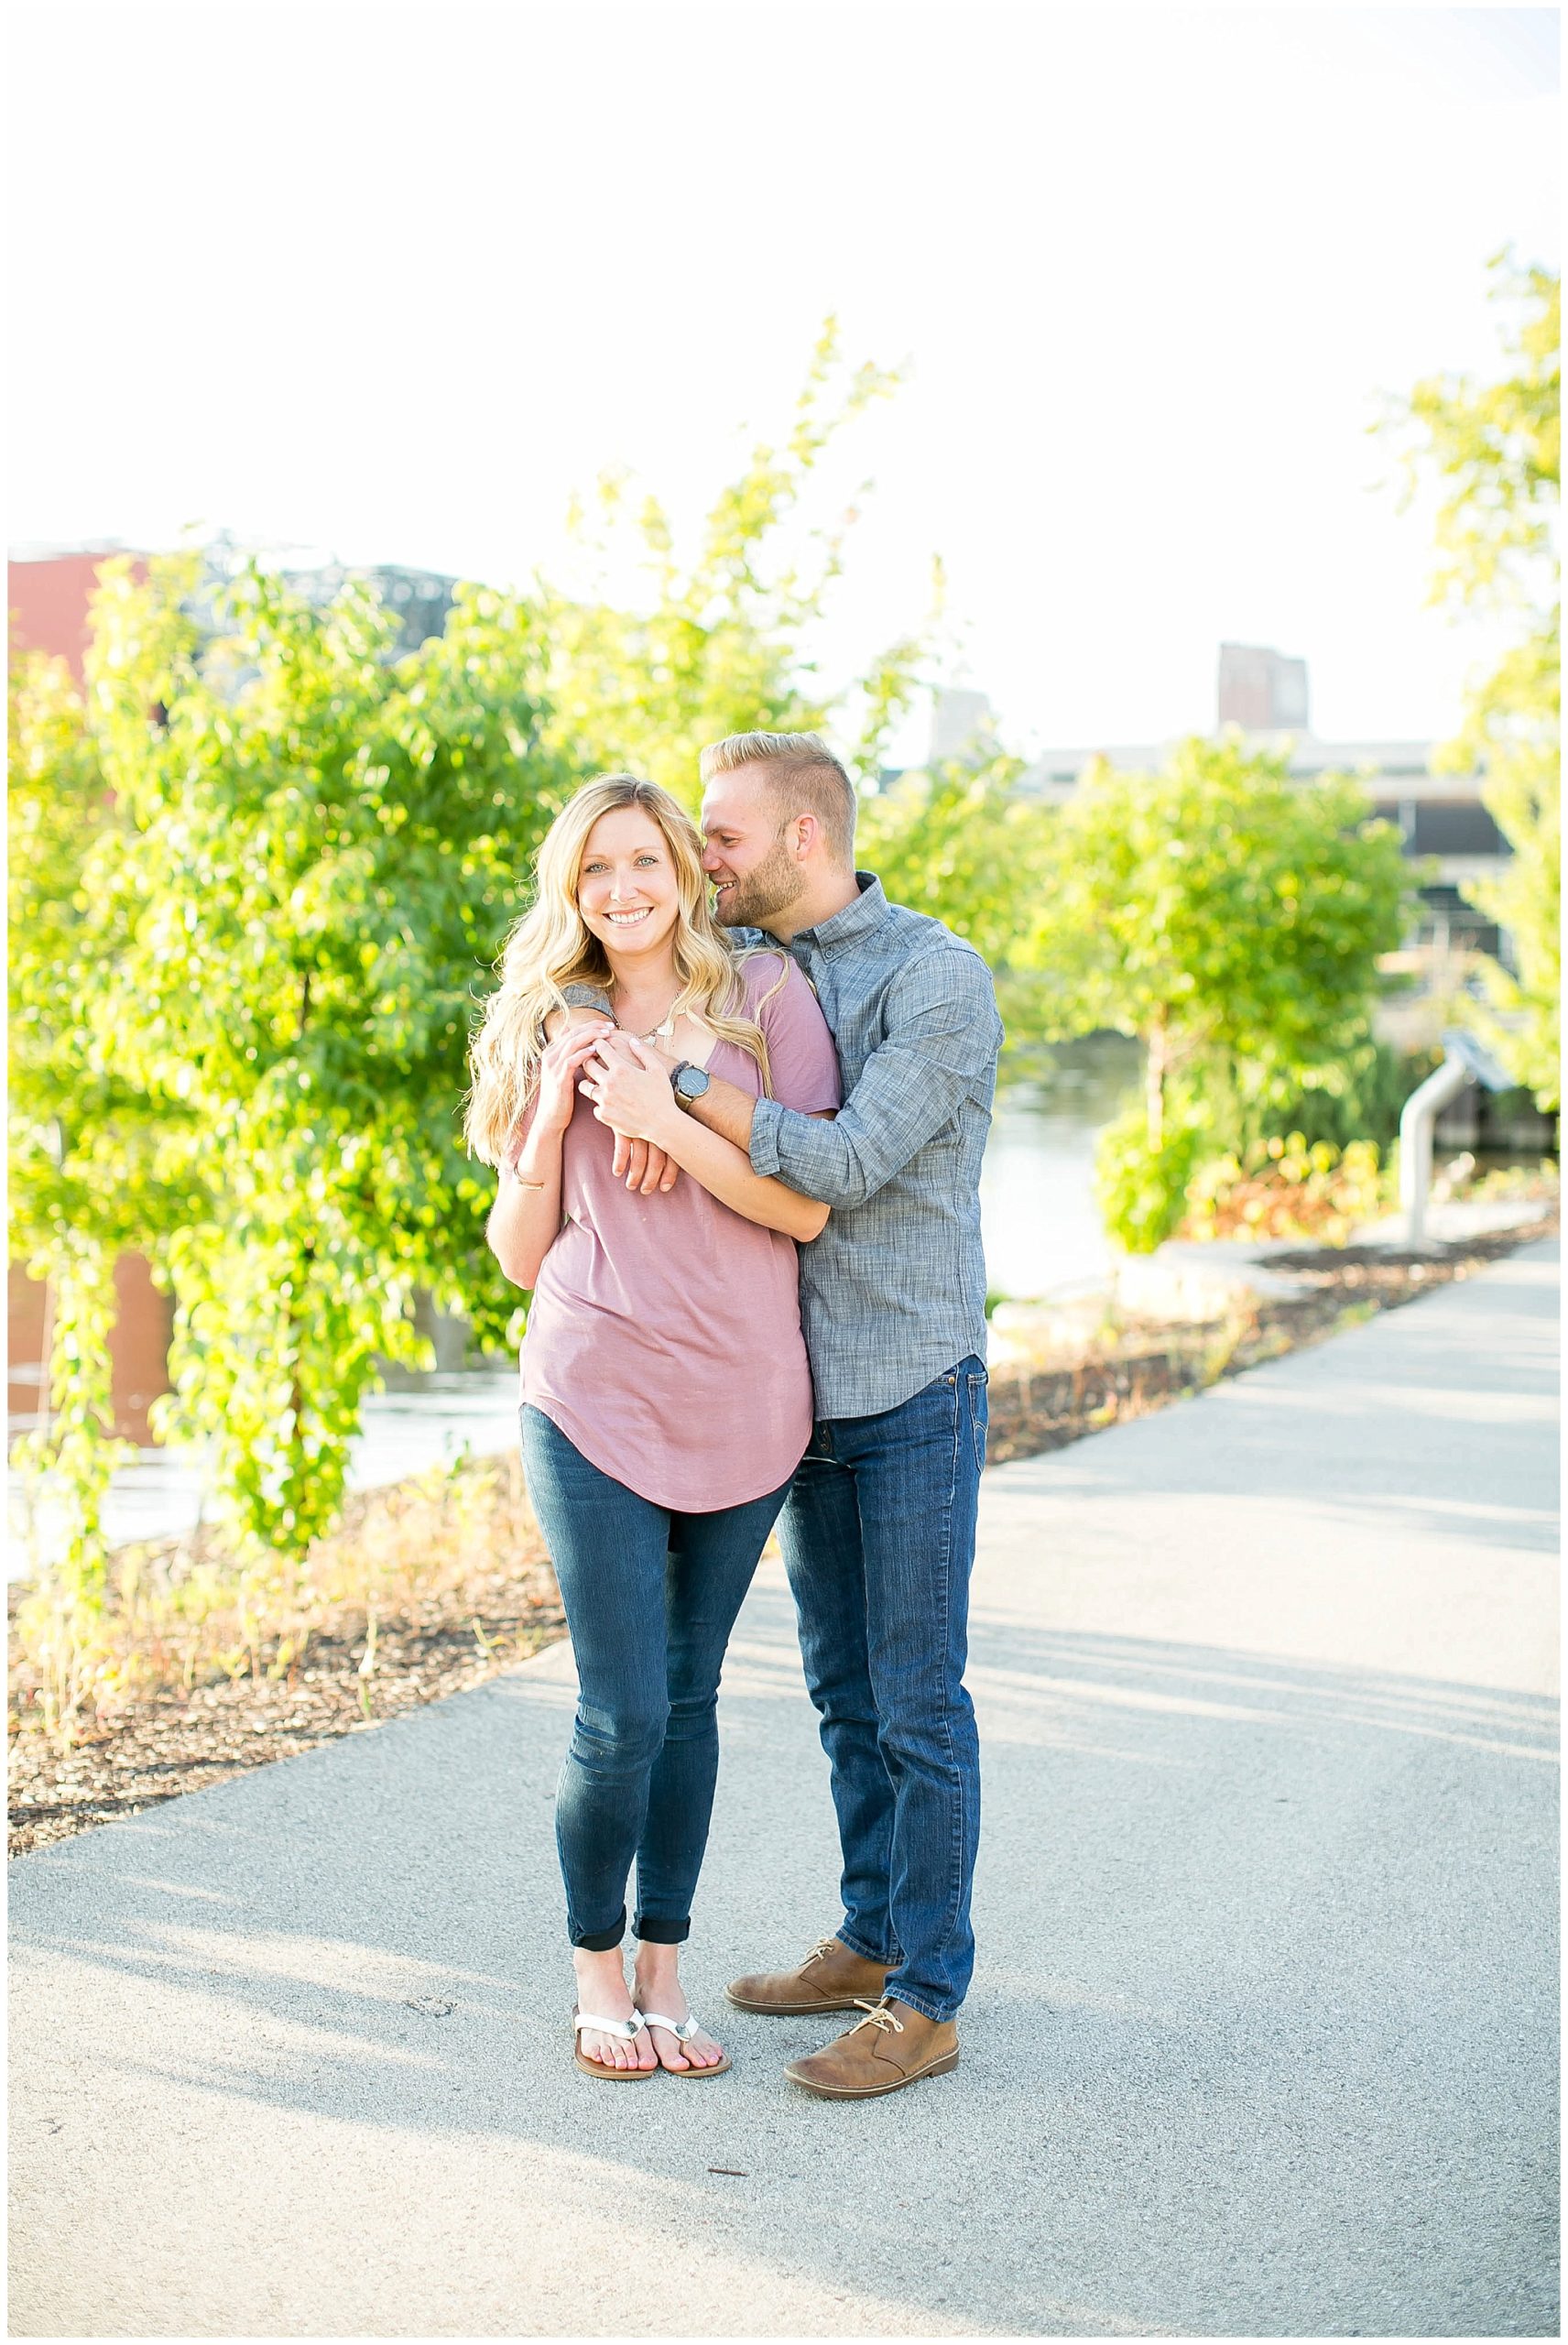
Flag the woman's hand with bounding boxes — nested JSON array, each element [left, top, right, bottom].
[[533, 1023, 613, 1137], [581, 1031, 683, 1149]]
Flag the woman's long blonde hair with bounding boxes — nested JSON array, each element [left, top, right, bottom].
[[464, 773, 784, 1166]]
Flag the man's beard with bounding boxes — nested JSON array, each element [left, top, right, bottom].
[[713, 834, 803, 931]]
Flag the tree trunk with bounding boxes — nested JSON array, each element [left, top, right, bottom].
[[1145, 1018, 1168, 1151]]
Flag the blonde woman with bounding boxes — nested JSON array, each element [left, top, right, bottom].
[[466, 775, 840, 2082]]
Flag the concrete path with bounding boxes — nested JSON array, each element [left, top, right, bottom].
[[9, 1243, 1558, 2339]]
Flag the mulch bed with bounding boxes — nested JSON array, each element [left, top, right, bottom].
[[985, 1221, 1554, 1462], [8, 1575, 564, 1859], [9, 1216, 1553, 1858]]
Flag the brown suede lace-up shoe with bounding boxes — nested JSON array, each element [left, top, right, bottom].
[[726, 1936, 895, 2016], [784, 1998, 959, 2099]]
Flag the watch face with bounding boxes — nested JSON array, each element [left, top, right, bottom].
[[674, 1064, 711, 1101]]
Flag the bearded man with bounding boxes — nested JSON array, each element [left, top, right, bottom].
[[686, 730, 1002, 2100]]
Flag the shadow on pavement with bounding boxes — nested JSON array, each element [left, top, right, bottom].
[[10, 1567, 1558, 2338]]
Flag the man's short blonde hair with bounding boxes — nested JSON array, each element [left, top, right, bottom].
[[699, 730, 857, 867]]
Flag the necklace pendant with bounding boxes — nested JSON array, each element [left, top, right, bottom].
[[612, 985, 680, 1044]]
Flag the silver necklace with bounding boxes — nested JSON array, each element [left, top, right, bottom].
[[612, 986, 679, 1043]]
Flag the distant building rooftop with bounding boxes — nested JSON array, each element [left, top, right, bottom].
[[918, 660, 1508, 958], [8, 541, 458, 675]]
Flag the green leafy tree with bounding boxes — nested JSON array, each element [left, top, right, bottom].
[[9, 631, 215, 1726], [857, 752, 1050, 967], [16, 555, 577, 1561], [1389, 254, 1560, 1109], [10, 328, 940, 1599], [534, 319, 924, 795], [1029, 736, 1412, 1250], [7, 644, 194, 1612]]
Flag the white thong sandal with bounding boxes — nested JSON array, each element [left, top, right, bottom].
[[640, 2010, 732, 2078], [572, 2007, 657, 2081]]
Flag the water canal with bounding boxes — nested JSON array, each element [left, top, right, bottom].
[[980, 1032, 1140, 1301]]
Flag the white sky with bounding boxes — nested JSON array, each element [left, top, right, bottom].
[[8, 3, 1561, 756]]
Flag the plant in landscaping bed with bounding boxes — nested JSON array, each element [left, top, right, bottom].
[[1178, 1134, 1388, 1245], [7, 1450, 554, 1739]]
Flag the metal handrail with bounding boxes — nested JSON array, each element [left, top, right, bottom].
[[1399, 1028, 1512, 1246]]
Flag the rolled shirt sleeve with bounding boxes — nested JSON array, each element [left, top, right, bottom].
[[749, 946, 1002, 1208]]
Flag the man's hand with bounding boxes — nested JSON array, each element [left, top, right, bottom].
[[606, 1034, 681, 1193], [581, 1032, 684, 1161], [582, 1031, 685, 1192], [610, 1134, 680, 1195]]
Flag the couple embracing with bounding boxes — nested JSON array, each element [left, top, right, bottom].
[[465, 732, 1002, 2100]]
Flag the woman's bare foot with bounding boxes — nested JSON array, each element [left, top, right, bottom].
[[633, 1942, 727, 2071], [573, 1947, 656, 2072]]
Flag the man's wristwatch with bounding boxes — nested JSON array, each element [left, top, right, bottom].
[[670, 1061, 711, 1112], [561, 983, 615, 1017]]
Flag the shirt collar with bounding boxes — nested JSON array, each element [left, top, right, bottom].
[[785, 873, 888, 956]]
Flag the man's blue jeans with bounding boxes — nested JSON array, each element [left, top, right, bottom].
[[521, 1406, 792, 1951], [775, 1357, 987, 2023]]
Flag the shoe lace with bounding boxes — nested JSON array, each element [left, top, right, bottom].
[[847, 1998, 905, 2037], [800, 1937, 841, 1970]]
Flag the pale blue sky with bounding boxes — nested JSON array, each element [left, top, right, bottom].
[[9, 5, 1560, 755]]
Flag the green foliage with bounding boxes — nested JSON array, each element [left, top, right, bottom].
[[1029, 735, 1412, 1250], [1094, 1098, 1211, 1255], [1180, 1134, 1387, 1246], [7, 641, 200, 1277], [110, 562, 581, 1551], [534, 320, 922, 801], [9, 638, 200, 1718], [8, 1447, 553, 1740], [1389, 254, 1560, 1110], [1214, 1036, 1440, 1158], [1395, 255, 1558, 614], [857, 754, 1049, 966], [9, 555, 578, 1565], [8, 1237, 136, 1738], [8, 327, 938, 1636], [1457, 624, 1560, 1109], [8, 1238, 129, 1598]]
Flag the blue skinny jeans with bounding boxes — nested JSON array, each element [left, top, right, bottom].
[[521, 1405, 792, 1950]]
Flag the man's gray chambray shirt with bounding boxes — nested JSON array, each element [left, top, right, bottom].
[[746, 874, 1004, 1422]]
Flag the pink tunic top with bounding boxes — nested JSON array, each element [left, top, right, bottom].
[[519, 954, 842, 1511]]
